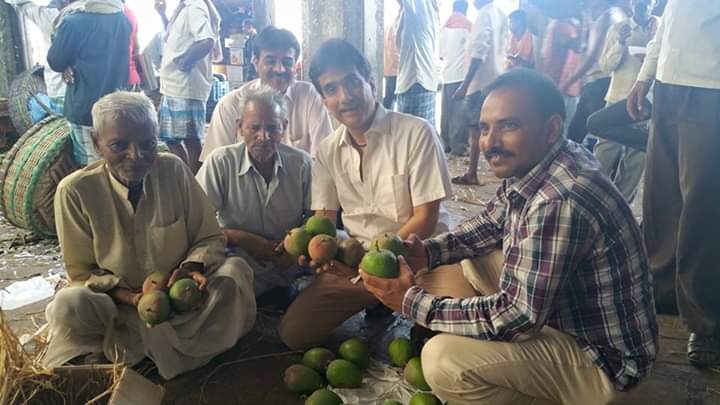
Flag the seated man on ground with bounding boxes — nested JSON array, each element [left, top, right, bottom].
[[360, 69, 658, 404], [201, 26, 333, 160], [42, 91, 256, 380], [279, 39, 453, 350], [196, 85, 311, 297]]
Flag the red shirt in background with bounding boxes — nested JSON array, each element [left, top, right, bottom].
[[123, 5, 141, 86], [506, 30, 534, 70], [542, 18, 581, 96]]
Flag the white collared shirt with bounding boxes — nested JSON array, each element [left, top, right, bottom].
[[637, 0, 720, 89], [159, 0, 216, 100], [396, 0, 440, 94], [600, 17, 658, 103], [200, 79, 333, 161], [467, 3, 507, 95], [439, 13, 471, 84], [196, 143, 311, 242], [312, 105, 452, 245]]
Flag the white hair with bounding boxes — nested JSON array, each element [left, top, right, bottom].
[[91, 91, 158, 137], [237, 85, 289, 123]]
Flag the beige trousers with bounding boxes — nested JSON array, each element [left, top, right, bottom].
[[421, 252, 620, 405]]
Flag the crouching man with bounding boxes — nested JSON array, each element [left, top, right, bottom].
[[360, 69, 658, 404], [196, 85, 312, 296], [42, 91, 256, 380]]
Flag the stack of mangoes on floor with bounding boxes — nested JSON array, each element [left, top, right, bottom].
[[137, 271, 202, 327], [284, 214, 409, 278], [284, 337, 443, 405]]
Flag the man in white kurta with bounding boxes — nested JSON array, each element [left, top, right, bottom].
[[42, 92, 255, 380]]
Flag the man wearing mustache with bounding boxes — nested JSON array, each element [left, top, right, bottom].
[[278, 39, 453, 350], [196, 85, 311, 298], [201, 26, 333, 160], [360, 68, 657, 404]]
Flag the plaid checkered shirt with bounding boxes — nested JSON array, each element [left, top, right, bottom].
[[402, 139, 658, 391]]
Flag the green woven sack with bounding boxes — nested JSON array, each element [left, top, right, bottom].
[[0, 115, 79, 237], [8, 65, 47, 136]]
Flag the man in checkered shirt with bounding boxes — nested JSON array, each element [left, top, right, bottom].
[[360, 68, 658, 405]]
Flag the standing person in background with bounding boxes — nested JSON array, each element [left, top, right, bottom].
[[47, 0, 130, 166], [562, 0, 627, 145], [242, 19, 258, 82], [505, 9, 534, 70], [158, 0, 221, 172], [589, 0, 657, 204], [439, 0, 472, 154], [450, 0, 507, 185], [122, 0, 142, 91], [626, 0, 720, 367], [5, 0, 68, 114], [383, 2, 401, 110], [542, 16, 583, 134], [395, 0, 439, 126]]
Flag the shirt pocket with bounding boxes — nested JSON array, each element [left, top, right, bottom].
[[387, 174, 413, 223], [149, 217, 189, 272]]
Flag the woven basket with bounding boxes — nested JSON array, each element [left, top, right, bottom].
[[0, 115, 79, 237], [8, 65, 47, 136]]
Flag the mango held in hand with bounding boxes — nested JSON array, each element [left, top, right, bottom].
[[404, 357, 431, 391], [336, 238, 365, 267], [169, 278, 201, 312], [284, 364, 324, 395], [305, 388, 343, 405], [303, 347, 336, 372], [409, 392, 442, 405], [370, 232, 407, 257], [137, 291, 171, 326], [308, 234, 338, 265], [142, 271, 170, 294], [338, 337, 370, 369], [388, 337, 415, 367], [305, 215, 336, 237], [360, 249, 399, 278], [326, 359, 362, 388], [284, 227, 313, 257]]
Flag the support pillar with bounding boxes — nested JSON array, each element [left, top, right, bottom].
[[301, 0, 383, 88]]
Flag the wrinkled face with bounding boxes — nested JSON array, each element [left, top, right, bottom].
[[253, 48, 297, 94], [317, 66, 376, 133], [93, 117, 157, 186], [479, 87, 563, 179], [632, 0, 654, 21], [239, 100, 287, 164]]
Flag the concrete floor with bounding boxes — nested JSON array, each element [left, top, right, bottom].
[[1, 154, 719, 404]]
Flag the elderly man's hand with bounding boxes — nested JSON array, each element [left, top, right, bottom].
[[168, 262, 208, 290], [272, 242, 295, 272], [360, 256, 415, 313], [62, 67, 74, 84]]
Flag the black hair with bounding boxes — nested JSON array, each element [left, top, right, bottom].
[[509, 9, 527, 24], [309, 39, 372, 96], [484, 68, 566, 120], [452, 0, 469, 13], [252, 26, 301, 60]]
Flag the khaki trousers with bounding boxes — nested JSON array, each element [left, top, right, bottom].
[[423, 253, 619, 405]]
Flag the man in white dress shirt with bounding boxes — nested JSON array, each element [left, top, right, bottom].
[[279, 39, 454, 350], [626, 0, 720, 367], [201, 26, 333, 160]]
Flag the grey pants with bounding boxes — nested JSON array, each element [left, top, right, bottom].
[[440, 81, 465, 154], [644, 82, 720, 334]]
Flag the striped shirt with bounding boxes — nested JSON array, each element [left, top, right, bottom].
[[402, 139, 658, 391]]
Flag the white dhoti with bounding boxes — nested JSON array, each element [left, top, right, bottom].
[[41, 257, 256, 380]]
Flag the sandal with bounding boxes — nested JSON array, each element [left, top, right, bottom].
[[451, 174, 480, 186], [687, 332, 720, 367]]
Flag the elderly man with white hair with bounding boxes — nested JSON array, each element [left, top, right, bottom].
[[196, 85, 311, 297], [42, 91, 256, 380]]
